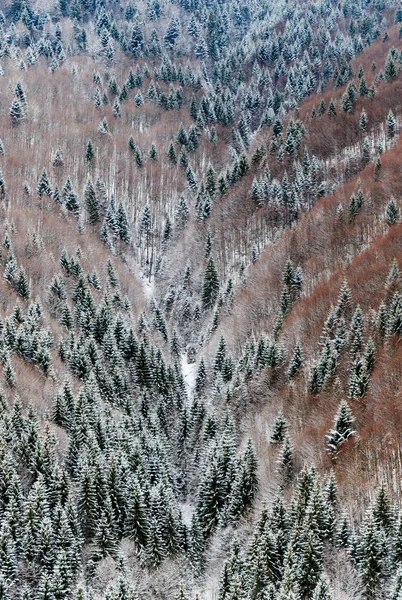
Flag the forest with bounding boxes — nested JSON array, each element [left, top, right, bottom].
[[0, 0, 402, 598]]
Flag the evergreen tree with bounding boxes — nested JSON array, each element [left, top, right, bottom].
[[288, 343, 303, 378], [168, 142, 177, 165], [85, 140, 95, 164], [4, 359, 16, 387], [165, 17, 180, 47], [359, 515, 384, 599], [16, 267, 31, 300], [9, 99, 25, 124], [387, 110, 397, 138], [359, 109, 368, 132], [277, 435, 293, 486], [270, 411, 288, 444], [386, 199, 400, 225], [326, 400, 355, 453], [84, 180, 100, 225], [37, 170, 52, 197], [202, 258, 219, 310]]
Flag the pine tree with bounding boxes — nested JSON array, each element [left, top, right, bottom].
[[117, 202, 130, 242], [4, 359, 16, 387], [341, 91, 354, 114], [277, 435, 293, 486], [326, 400, 355, 453], [270, 411, 288, 443], [84, 180, 100, 225], [37, 170, 52, 197], [242, 439, 258, 506], [202, 258, 219, 310], [85, 140, 95, 164], [390, 565, 402, 600], [359, 109, 368, 132], [9, 99, 25, 124], [386, 199, 400, 225], [176, 196, 189, 229], [385, 52, 398, 80], [92, 513, 118, 560], [168, 142, 177, 165], [312, 576, 333, 600], [359, 515, 384, 599], [148, 144, 158, 160], [387, 110, 397, 138], [327, 100, 337, 117], [288, 343, 303, 378], [297, 530, 323, 598], [16, 267, 31, 299], [164, 17, 180, 47]]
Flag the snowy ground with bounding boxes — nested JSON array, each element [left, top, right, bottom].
[[181, 352, 197, 395], [141, 272, 155, 302]]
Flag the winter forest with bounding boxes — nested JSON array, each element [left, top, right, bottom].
[[1, 0, 402, 598]]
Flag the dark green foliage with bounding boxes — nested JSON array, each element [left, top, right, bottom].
[[270, 411, 288, 444], [84, 180, 100, 225], [201, 258, 219, 310], [85, 140, 95, 164], [9, 99, 25, 124], [37, 170, 52, 197], [386, 199, 400, 225]]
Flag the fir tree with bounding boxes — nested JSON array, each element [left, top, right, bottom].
[[37, 170, 52, 197], [386, 199, 400, 225], [270, 411, 288, 444], [277, 435, 293, 486], [387, 110, 397, 138], [202, 258, 219, 310], [84, 180, 100, 225], [85, 140, 95, 164], [9, 99, 25, 124], [326, 400, 355, 453], [288, 343, 303, 378]]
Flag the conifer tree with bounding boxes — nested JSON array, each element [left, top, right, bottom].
[[202, 258, 219, 310], [16, 267, 31, 300], [9, 99, 25, 124], [386, 199, 400, 225], [359, 109, 368, 132], [288, 343, 303, 378], [326, 400, 355, 453], [84, 180, 100, 225], [387, 110, 397, 138], [270, 411, 288, 444], [359, 515, 384, 599], [37, 170, 52, 197], [85, 140, 95, 164], [277, 435, 293, 486], [4, 359, 16, 387]]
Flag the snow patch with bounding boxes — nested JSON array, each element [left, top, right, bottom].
[[181, 352, 197, 395], [140, 272, 155, 302]]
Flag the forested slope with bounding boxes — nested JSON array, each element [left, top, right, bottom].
[[0, 0, 402, 598]]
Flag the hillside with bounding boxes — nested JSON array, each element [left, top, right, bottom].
[[0, 0, 402, 599]]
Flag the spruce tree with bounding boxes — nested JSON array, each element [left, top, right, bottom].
[[85, 140, 95, 164], [326, 400, 355, 453], [9, 99, 25, 124], [387, 110, 397, 138], [277, 435, 293, 486], [84, 180, 100, 225], [270, 411, 288, 444], [201, 258, 219, 310], [386, 199, 400, 225], [37, 170, 52, 197]]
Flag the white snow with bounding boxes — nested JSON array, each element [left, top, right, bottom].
[[140, 272, 155, 302], [181, 352, 197, 395]]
